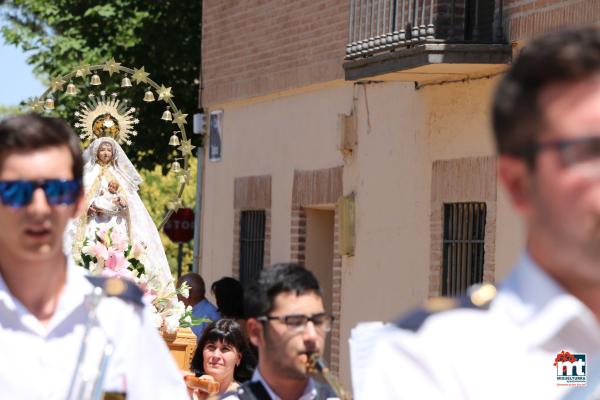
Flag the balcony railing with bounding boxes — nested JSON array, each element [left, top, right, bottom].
[[346, 0, 503, 60]]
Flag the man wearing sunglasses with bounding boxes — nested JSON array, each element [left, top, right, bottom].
[[358, 27, 600, 398], [0, 114, 188, 399], [222, 263, 338, 399]]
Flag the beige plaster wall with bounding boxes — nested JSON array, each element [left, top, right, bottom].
[[200, 78, 525, 388], [199, 84, 351, 287]]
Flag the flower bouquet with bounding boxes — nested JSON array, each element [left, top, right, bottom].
[[75, 227, 201, 333]]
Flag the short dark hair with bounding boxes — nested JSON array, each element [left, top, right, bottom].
[[492, 27, 600, 163], [191, 319, 256, 382], [244, 263, 321, 319], [212, 277, 244, 319], [0, 114, 84, 181]]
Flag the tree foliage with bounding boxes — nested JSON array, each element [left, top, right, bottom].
[[139, 157, 198, 277], [1, 0, 202, 169], [1, 1, 202, 274]]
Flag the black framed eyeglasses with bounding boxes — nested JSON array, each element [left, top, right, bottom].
[[523, 136, 600, 168], [257, 312, 334, 333], [0, 179, 82, 208]]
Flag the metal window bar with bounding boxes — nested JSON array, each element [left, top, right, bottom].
[[239, 210, 266, 287], [346, 0, 499, 59], [442, 203, 486, 297]]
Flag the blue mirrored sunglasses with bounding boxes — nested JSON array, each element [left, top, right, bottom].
[[0, 179, 82, 208]]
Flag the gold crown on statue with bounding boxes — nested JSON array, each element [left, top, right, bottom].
[[74, 91, 139, 145]]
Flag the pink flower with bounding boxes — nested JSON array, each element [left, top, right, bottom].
[[93, 243, 109, 260], [105, 250, 126, 271], [110, 230, 128, 251]]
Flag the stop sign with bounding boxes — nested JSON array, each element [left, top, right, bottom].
[[164, 208, 195, 243]]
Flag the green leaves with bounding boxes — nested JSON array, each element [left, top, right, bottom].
[[139, 156, 197, 277], [1, 0, 202, 170]]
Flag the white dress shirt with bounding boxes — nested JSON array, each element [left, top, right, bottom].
[[0, 258, 189, 400], [357, 253, 600, 399]]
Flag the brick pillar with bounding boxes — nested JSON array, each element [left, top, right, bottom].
[[232, 210, 241, 277], [290, 206, 307, 266], [330, 205, 342, 375]]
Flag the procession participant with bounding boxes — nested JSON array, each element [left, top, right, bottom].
[[358, 27, 600, 399], [221, 263, 338, 400], [186, 319, 256, 399], [179, 272, 221, 338], [0, 114, 188, 399]]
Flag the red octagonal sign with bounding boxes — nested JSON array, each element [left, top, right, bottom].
[[164, 208, 195, 243]]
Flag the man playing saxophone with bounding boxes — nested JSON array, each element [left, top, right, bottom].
[[221, 263, 340, 400]]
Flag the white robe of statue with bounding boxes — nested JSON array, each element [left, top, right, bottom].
[[65, 137, 174, 292]]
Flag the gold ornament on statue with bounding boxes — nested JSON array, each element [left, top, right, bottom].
[[121, 77, 132, 88], [169, 132, 180, 146], [143, 89, 155, 102], [90, 74, 101, 86], [75, 92, 138, 145], [45, 96, 55, 110], [161, 106, 173, 121], [171, 160, 182, 173], [66, 82, 77, 96]]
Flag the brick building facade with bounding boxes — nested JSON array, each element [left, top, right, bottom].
[[198, 0, 599, 387]]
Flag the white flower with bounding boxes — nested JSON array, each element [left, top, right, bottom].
[[81, 244, 94, 256], [89, 261, 103, 275], [152, 311, 163, 328], [164, 314, 180, 333], [179, 281, 190, 299], [183, 315, 192, 324]]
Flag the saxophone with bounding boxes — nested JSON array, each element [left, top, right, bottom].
[[306, 353, 352, 400]]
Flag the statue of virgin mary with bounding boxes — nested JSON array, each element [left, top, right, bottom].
[[66, 135, 174, 291]]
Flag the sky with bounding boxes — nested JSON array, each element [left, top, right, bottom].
[[0, 20, 46, 106]]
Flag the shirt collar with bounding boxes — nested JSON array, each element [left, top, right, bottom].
[[497, 252, 600, 347], [252, 368, 318, 400], [0, 256, 93, 336]]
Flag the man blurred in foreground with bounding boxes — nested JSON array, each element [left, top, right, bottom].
[[0, 114, 188, 399], [359, 27, 600, 399]]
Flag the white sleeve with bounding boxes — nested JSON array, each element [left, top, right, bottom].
[[357, 328, 460, 400], [126, 306, 189, 400]]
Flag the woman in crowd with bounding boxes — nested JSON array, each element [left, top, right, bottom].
[[188, 319, 255, 398], [211, 277, 244, 320]]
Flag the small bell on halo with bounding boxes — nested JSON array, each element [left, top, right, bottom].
[[143, 89, 155, 102], [45, 96, 55, 110], [168, 133, 180, 146], [66, 82, 77, 96], [90, 74, 101, 86], [121, 76, 132, 87], [171, 160, 181, 173], [161, 107, 173, 121]]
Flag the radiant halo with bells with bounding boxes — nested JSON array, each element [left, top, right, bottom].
[[29, 58, 194, 229]]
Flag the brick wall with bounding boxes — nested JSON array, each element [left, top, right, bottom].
[[290, 166, 343, 375], [504, 0, 600, 41], [232, 175, 272, 277], [202, 0, 349, 106]]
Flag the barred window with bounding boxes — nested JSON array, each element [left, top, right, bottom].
[[239, 210, 265, 286], [442, 202, 486, 296]]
